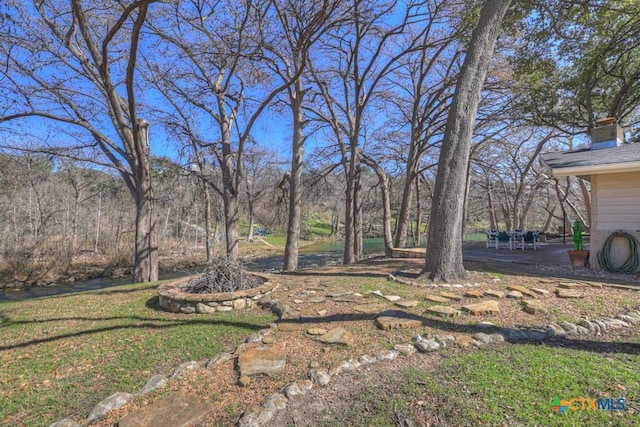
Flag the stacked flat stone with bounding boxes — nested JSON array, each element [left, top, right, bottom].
[[158, 277, 278, 314]]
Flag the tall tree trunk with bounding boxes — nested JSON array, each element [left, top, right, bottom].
[[395, 184, 413, 248], [354, 168, 363, 260], [223, 189, 239, 261], [415, 178, 422, 246], [486, 179, 498, 230], [542, 206, 555, 233], [343, 169, 356, 264], [501, 203, 513, 231], [132, 121, 159, 283], [461, 157, 473, 240], [395, 166, 417, 247], [94, 188, 102, 253], [381, 182, 393, 256], [284, 88, 304, 271], [363, 157, 393, 256], [203, 182, 213, 263], [424, 0, 511, 281], [219, 115, 239, 261], [246, 200, 255, 243], [330, 211, 339, 239], [343, 143, 363, 264]]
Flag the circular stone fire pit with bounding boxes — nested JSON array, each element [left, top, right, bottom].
[[158, 275, 278, 314]]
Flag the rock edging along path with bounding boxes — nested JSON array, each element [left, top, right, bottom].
[[157, 275, 278, 313], [234, 299, 640, 427], [48, 280, 640, 427]]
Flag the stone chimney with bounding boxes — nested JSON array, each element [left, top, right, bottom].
[[590, 117, 624, 150]]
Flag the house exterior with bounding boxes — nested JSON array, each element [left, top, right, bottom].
[[540, 132, 640, 272]]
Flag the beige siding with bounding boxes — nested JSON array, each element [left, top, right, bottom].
[[595, 172, 640, 230], [590, 172, 640, 272]]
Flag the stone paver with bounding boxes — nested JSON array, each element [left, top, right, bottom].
[[354, 303, 388, 314], [317, 327, 355, 346], [426, 295, 451, 304], [375, 310, 425, 330], [485, 290, 505, 298], [558, 282, 584, 289], [556, 288, 583, 299], [238, 342, 287, 377], [506, 290, 524, 299], [582, 281, 603, 288], [462, 300, 500, 315], [384, 295, 402, 302], [425, 305, 461, 318], [439, 292, 462, 301], [464, 289, 485, 298], [118, 392, 212, 427], [507, 285, 537, 298], [522, 299, 549, 314], [531, 288, 550, 296], [395, 300, 420, 308]]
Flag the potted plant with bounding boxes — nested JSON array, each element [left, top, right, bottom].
[[567, 220, 589, 267]]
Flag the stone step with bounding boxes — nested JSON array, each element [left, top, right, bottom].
[[462, 301, 500, 316], [118, 391, 212, 427], [425, 305, 461, 318], [375, 310, 426, 329]]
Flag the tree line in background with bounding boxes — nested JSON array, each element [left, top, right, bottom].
[[0, 139, 587, 284], [0, 0, 638, 283]]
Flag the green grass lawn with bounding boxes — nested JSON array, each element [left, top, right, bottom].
[[418, 343, 640, 426], [0, 282, 276, 426], [350, 340, 640, 427]]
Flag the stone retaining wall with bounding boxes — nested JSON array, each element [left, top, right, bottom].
[[157, 276, 278, 314]]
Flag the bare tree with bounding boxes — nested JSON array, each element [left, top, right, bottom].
[[242, 145, 282, 243], [361, 154, 393, 255], [382, 0, 463, 248], [261, 0, 345, 271], [0, 0, 161, 282], [470, 128, 555, 231], [308, 0, 428, 264], [145, 0, 297, 261]]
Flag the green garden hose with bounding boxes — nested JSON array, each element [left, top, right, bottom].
[[597, 231, 640, 273]]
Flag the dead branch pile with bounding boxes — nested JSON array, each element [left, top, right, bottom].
[[180, 258, 263, 294]]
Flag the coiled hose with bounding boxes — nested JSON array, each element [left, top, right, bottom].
[[597, 231, 640, 273]]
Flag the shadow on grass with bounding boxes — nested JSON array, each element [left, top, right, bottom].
[[0, 297, 269, 351], [0, 297, 172, 328]]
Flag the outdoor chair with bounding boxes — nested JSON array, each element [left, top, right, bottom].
[[485, 230, 499, 248], [524, 231, 540, 250], [511, 231, 525, 250], [497, 231, 511, 249]]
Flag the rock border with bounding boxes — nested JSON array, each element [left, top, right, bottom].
[[236, 301, 640, 427], [157, 275, 278, 313], [48, 279, 640, 427]]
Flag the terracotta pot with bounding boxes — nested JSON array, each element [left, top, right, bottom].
[[567, 250, 589, 267]]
